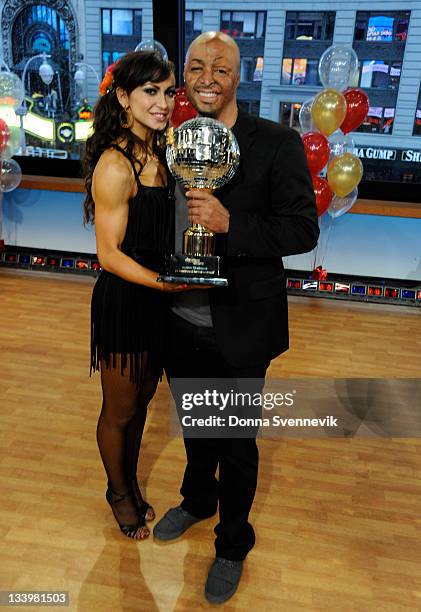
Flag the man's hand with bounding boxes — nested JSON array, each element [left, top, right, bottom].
[[186, 190, 230, 233]]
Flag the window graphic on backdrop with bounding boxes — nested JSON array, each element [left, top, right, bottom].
[[12, 5, 72, 137], [218, 10, 266, 119], [1, 0, 80, 159], [281, 12, 336, 87], [413, 85, 421, 137], [0, 1, 149, 160], [285, 11, 335, 41], [353, 11, 410, 135], [221, 11, 266, 39], [101, 9, 142, 73]]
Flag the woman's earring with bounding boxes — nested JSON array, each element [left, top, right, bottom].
[[120, 106, 133, 129]]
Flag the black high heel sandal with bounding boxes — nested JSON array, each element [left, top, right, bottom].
[[105, 488, 150, 539], [129, 477, 155, 522]]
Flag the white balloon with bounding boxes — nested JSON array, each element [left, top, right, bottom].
[[0, 158, 22, 192], [134, 39, 168, 61], [318, 44, 359, 91], [0, 71, 25, 109], [299, 98, 316, 133], [328, 188, 358, 219], [328, 130, 355, 162]]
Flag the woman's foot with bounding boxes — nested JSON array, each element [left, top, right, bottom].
[[130, 478, 155, 522], [106, 488, 150, 540]]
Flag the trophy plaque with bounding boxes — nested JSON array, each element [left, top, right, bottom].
[[158, 117, 240, 286]]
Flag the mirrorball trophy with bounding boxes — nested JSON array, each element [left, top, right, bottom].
[[159, 117, 240, 286]]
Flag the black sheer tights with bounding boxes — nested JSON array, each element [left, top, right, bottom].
[[97, 354, 159, 539]]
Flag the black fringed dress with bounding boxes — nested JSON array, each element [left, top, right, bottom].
[[90, 145, 174, 385]]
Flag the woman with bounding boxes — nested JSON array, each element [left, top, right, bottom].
[[84, 51, 186, 540]]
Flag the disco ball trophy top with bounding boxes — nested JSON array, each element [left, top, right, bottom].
[[160, 117, 240, 286]]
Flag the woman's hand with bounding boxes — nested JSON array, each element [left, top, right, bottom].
[[156, 281, 215, 292], [158, 281, 189, 292]]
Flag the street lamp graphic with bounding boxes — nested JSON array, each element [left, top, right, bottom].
[[74, 62, 100, 99], [17, 53, 55, 154]]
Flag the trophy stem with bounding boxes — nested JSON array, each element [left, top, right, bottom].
[[183, 224, 215, 257], [183, 186, 215, 256]]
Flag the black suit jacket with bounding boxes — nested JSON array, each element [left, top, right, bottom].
[[208, 110, 319, 368]]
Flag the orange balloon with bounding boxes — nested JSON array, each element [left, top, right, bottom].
[[327, 153, 363, 197], [311, 88, 347, 137]]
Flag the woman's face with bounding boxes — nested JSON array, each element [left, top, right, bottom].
[[119, 74, 176, 136]]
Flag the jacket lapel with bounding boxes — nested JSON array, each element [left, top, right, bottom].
[[232, 110, 257, 162], [216, 110, 256, 197]]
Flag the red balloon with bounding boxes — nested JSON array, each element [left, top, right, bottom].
[[312, 176, 333, 216], [0, 118, 10, 153], [302, 131, 330, 175], [312, 265, 328, 280], [171, 87, 198, 128], [340, 88, 369, 135]]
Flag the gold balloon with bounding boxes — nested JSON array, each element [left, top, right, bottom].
[[311, 88, 347, 137], [327, 153, 363, 198]]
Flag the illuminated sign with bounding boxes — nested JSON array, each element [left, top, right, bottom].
[[23, 111, 55, 141], [354, 147, 396, 160], [401, 150, 421, 163], [57, 122, 74, 143], [353, 147, 421, 163], [367, 16, 394, 41], [75, 120, 93, 141], [77, 103, 94, 121], [25, 146, 68, 159]]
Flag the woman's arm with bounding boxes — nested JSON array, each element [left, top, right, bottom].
[[92, 149, 185, 292]]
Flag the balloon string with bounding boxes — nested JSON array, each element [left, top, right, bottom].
[[312, 215, 323, 271], [320, 215, 334, 269]]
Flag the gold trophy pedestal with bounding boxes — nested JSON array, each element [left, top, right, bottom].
[[159, 221, 227, 286]]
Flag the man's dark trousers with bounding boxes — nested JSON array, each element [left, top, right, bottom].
[[165, 311, 268, 561]]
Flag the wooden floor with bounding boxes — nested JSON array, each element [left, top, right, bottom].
[[1, 269, 421, 612]]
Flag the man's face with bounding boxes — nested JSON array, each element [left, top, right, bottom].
[[184, 39, 240, 118]]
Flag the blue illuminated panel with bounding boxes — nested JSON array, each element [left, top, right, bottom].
[[61, 258, 75, 269], [351, 284, 366, 295], [401, 289, 416, 300]]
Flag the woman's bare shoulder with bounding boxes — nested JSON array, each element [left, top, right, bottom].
[[93, 148, 133, 182], [92, 147, 134, 200]]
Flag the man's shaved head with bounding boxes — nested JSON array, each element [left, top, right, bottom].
[[186, 31, 240, 74]]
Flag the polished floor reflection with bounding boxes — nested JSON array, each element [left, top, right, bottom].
[[1, 270, 420, 611]]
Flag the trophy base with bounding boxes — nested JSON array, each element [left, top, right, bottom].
[[158, 253, 228, 286], [158, 275, 228, 286]]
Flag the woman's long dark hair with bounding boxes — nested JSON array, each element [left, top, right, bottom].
[[83, 51, 174, 224]]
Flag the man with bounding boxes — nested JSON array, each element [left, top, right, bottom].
[[154, 32, 319, 604]]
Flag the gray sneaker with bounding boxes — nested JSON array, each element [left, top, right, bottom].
[[205, 557, 243, 604], [153, 505, 202, 541]]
